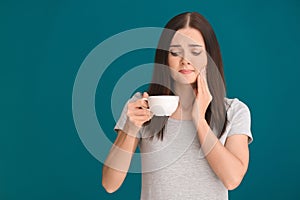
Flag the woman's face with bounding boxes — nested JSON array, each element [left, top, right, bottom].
[[168, 27, 207, 84]]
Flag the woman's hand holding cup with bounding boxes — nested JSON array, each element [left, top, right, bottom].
[[124, 92, 153, 137]]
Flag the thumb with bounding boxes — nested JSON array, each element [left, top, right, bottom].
[[143, 92, 149, 98]]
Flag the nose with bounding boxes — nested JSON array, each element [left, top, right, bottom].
[[180, 57, 191, 66]]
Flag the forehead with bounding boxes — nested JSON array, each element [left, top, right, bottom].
[[171, 27, 205, 47]]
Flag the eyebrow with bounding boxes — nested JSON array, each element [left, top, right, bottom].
[[169, 44, 203, 47]]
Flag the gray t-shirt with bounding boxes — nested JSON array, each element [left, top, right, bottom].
[[114, 92, 253, 200]]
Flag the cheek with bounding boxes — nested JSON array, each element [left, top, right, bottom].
[[190, 55, 207, 72], [168, 56, 180, 68]]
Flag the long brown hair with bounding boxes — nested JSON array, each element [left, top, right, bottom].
[[145, 12, 228, 140]]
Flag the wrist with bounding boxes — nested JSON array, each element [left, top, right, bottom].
[[198, 118, 207, 125], [123, 119, 141, 138], [194, 118, 208, 131], [194, 116, 206, 125]]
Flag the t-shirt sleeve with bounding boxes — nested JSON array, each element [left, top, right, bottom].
[[114, 92, 142, 134], [227, 99, 253, 144]]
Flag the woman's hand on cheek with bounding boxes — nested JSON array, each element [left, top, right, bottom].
[[192, 69, 212, 128]]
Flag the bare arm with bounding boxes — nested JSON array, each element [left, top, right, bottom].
[[102, 130, 139, 193], [196, 119, 249, 190], [192, 72, 250, 190], [102, 92, 151, 193]]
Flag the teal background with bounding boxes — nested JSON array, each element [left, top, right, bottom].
[[1, 0, 299, 199]]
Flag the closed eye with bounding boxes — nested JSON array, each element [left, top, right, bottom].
[[170, 51, 182, 56], [192, 51, 202, 56]]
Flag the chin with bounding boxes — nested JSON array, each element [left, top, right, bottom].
[[171, 73, 197, 85], [186, 77, 197, 85], [174, 79, 197, 85]]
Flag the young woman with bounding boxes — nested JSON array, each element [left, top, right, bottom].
[[102, 12, 253, 199]]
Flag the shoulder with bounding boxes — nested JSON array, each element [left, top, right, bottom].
[[224, 97, 251, 120], [223, 97, 253, 144], [225, 97, 250, 111]]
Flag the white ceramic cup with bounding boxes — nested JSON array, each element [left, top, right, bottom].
[[142, 95, 179, 116]]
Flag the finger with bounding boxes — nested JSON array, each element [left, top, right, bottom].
[[139, 99, 149, 109], [131, 99, 149, 109], [202, 71, 210, 95], [201, 69, 208, 85], [132, 109, 151, 116], [197, 74, 200, 87], [142, 92, 149, 98], [197, 74, 201, 94], [200, 69, 209, 94], [131, 115, 152, 122], [204, 80, 210, 95], [201, 79, 212, 101], [141, 92, 150, 108], [198, 73, 205, 95]]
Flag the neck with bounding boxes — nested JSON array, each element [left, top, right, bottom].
[[171, 82, 197, 120]]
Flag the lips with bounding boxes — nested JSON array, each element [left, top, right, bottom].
[[179, 69, 194, 74]]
